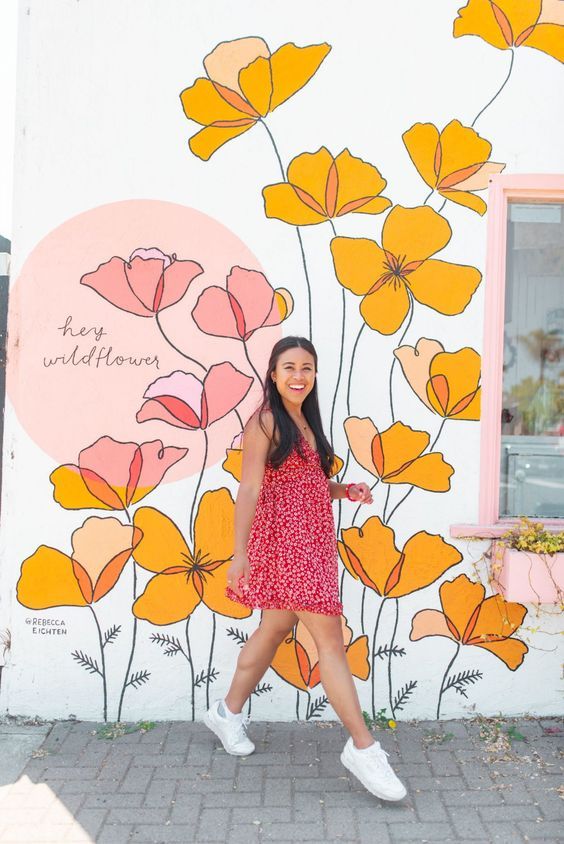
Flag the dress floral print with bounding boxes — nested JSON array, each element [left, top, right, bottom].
[[226, 436, 343, 616]]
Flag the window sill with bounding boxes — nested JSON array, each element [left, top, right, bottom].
[[450, 521, 564, 539]]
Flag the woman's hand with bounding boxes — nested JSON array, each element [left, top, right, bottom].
[[347, 482, 373, 504], [226, 552, 250, 598]]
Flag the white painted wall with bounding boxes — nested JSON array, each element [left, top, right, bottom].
[[0, 0, 17, 239], [1, 0, 563, 722]]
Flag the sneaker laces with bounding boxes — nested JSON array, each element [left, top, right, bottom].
[[365, 742, 396, 779], [232, 713, 251, 742]]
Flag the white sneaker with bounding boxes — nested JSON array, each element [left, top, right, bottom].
[[341, 737, 407, 801], [203, 700, 255, 756]]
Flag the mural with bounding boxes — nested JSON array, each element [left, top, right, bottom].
[[9, 0, 564, 722], [269, 616, 370, 720], [410, 573, 529, 718]]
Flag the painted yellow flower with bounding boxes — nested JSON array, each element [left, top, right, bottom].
[[223, 433, 343, 482], [330, 205, 481, 334], [50, 436, 187, 511], [222, 433, 245, 482], [17, 517, 141, 608], [402, 120, 505, 215], [180, 37, 331, 160], [344, 418, 454, 491], [263, 147, 391, 225], [132, 490, 252, 624], [270, 616, 369, 691], [410, 573, 528, 669], [330, 454, 345, 478], [454, 0, 564, 63], [394, 338, 481, 421], [338, 516, 462, 598]]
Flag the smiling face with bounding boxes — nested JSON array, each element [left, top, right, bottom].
[[271, 346, 316, 409]]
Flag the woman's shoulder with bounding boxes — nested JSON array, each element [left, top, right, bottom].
[[244, 408, 275, 442]]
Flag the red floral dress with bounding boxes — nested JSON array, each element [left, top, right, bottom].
[[225, 436, 343, 616]]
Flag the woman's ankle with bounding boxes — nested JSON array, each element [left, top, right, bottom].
[[223, 696, 242, 715], [351, 734, 375, 750]]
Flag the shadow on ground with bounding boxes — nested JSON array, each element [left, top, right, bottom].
[[0, 716, 562, 842]]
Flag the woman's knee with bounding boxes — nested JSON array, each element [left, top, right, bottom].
[[315, 628, 346, 656], [296, 613, 345, 655], [317, 637, 346, 658], [259, 610, 297, 642], [259, 623, 295, 648], [236, 615, 294, 670]]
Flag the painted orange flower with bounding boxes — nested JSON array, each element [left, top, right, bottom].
[[330, 205, 481, 334], [344, 418, 454, 491], [132, 490, 252, 625], [394, 338, 481, 421], [402, 120, 505, 215], [331, 455, 345, 477], [17, 517, 141, 608], [222, 433, 344, 482], [263, 147, 391, 225], [454, 0, 564, 63], [410, 573, 528, 669], [222, 433, 245, 481], [50, 436, 188, 511], [180, 37, 331, 160], [270, 616, 369, 691], [338, 516, 462, 598]]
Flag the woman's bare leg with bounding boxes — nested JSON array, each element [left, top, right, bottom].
[[224, 609, 297, 714], [296, 611, 374, 749]]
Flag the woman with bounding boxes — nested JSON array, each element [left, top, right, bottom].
[[204, 336, 406, 801]]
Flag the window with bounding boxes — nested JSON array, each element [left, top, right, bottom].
[[500, 202, 563, 518], [478, 176, 564, 528]]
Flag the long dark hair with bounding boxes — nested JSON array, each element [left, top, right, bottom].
[[258, 336, 335, 477]]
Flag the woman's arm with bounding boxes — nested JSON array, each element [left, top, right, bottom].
[[228, 410, 273, 596], [328, 480, 374, 504], [329, 481, 349, 500]]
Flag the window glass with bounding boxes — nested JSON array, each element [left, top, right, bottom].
[[500, 202, 564, 518]]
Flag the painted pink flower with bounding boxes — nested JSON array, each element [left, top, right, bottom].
[[192, 266, 293, 341], [80, 247, 204, 316], [137, 363, 253, 430], [50, 436, 188, 510]]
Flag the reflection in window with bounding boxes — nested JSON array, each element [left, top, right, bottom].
[[500, 202, 564, 518]]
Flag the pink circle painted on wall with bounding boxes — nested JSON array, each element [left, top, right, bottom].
[[7, 199, 280, 481]]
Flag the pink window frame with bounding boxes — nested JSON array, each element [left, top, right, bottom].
[[451, 174, 564, 539]]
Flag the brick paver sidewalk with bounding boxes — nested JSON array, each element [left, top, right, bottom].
[[0, 717, 561, 843]]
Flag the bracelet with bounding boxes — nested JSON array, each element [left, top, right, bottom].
[[345, 483, 356, 501]]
